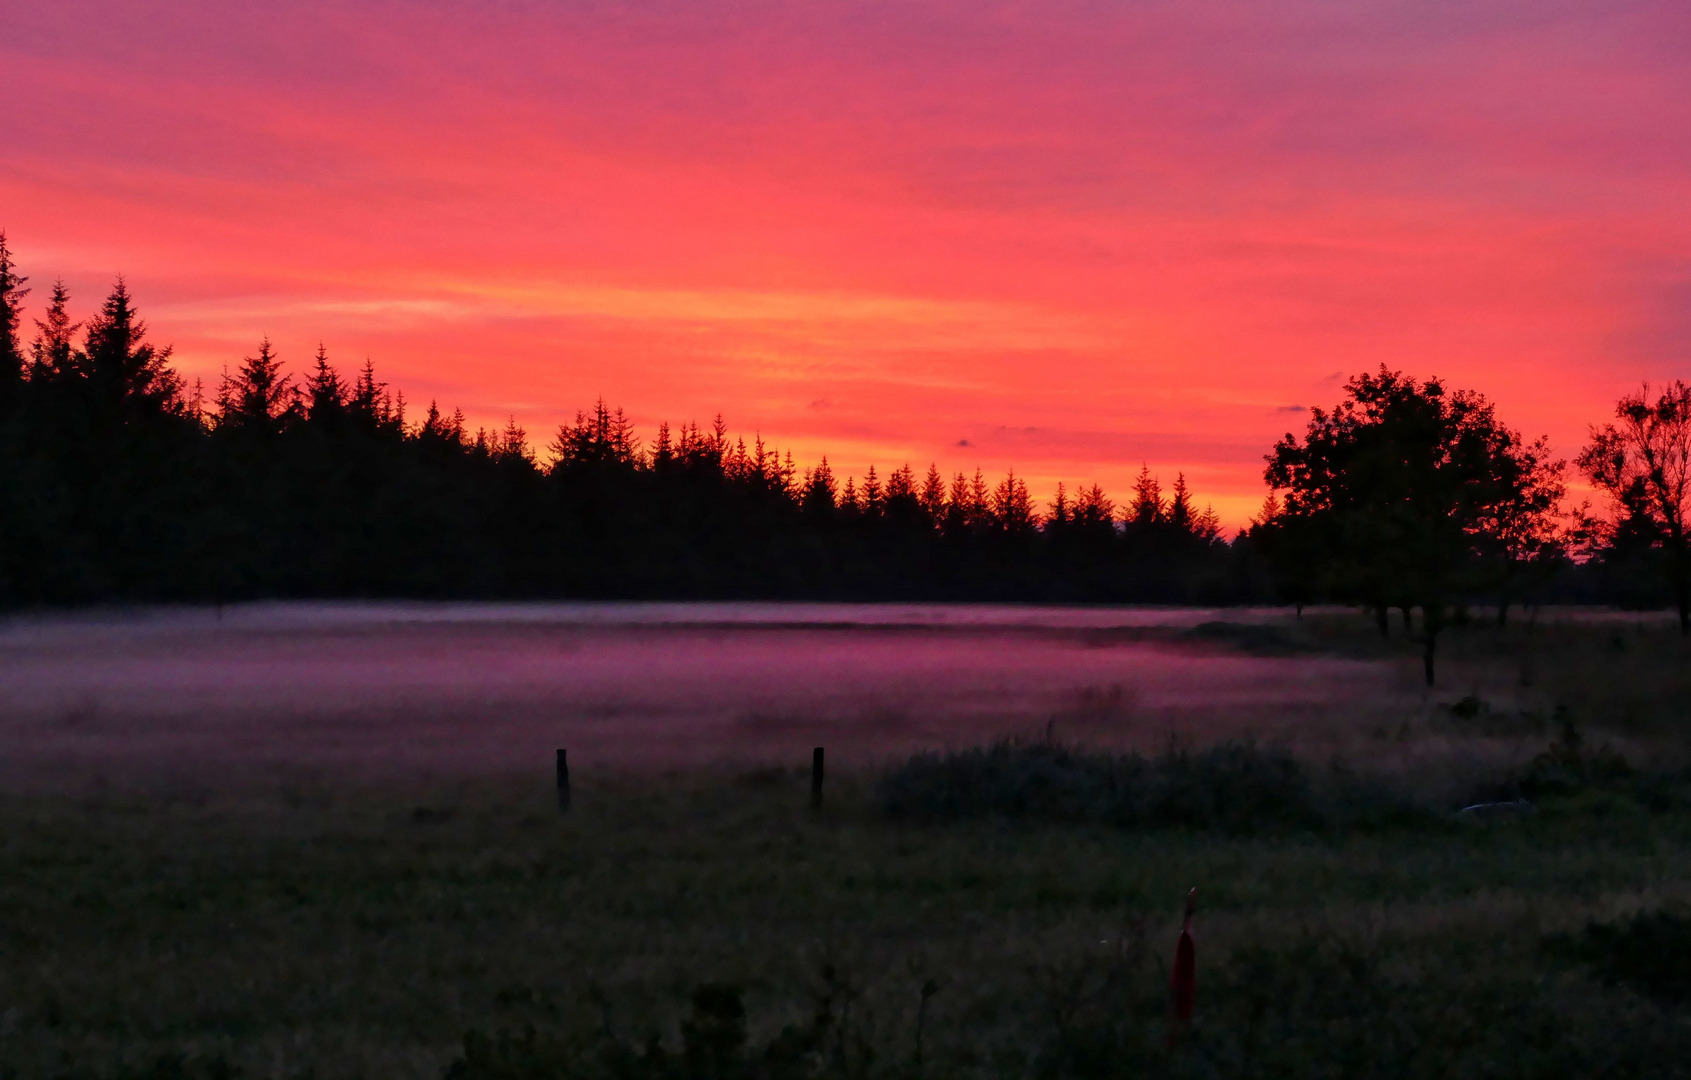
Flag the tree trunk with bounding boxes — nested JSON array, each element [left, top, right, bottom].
[[1294, 602, 1303, 621], [1678, 566, 1690, 636], [1673, 535, 1690, 636], [1400, 606, 1413, 632], [1375, 606, 1389, 639], [1497, 596, 1510, 629], [1422, 605, 1443, 687]]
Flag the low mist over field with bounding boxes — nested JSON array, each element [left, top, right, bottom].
[[3, 602, 1409, 788]]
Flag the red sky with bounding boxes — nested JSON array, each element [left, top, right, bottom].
[[4, 0, 1689, 526]]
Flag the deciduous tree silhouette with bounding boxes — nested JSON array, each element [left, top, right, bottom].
[[1266, 367, 1562, 685], [1247, 492, 1322, 619], [1579, 382, 1691, 634]]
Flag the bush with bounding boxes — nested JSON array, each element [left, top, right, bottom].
[[447, 978, 850, 1080], [877, 741, 1426, 832]]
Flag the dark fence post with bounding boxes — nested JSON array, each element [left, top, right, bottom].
[[811, 747, 825, 810], [556, 748, 571, 814]]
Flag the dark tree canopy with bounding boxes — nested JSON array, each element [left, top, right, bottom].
[[3, 262, 1666, 624], [0, 271, 1257, 608], [1579, 381, 1691, 634], [0, 232, 27, 406], [1263, 367, 1565, 684]]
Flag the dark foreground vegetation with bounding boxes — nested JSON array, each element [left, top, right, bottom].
[[878, 729, 1688, 833], [3, 615, 1690, 1080], [5, 762, 1691, 1080], [2, 240, 1688, 645]]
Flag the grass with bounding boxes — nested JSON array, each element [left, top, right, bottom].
[[4, 766, 1691, 1079], [878, 741, 1436, 832], [7, 611, 1691, 1079]]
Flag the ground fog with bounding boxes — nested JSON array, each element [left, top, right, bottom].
[[0, 602, 1425, 789]]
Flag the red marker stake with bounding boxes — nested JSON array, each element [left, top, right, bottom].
[[1169, 888, 1197, 1042]]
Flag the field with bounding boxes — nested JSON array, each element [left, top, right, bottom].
[[3, 604, 1690, 1078]]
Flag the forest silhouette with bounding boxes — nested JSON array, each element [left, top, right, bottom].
[[0, 240, 1676, 617]]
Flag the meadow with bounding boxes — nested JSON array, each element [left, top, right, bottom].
[[2, 605, 1689, 1079]]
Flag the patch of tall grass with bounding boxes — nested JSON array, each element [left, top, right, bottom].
[[878, 728, 1691, 832], [877, 740, 1431, 832]]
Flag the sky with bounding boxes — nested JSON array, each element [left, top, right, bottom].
[[4, 0, 1689, 526]]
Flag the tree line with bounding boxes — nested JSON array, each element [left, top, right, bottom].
[[0, 242, 1251, 606], [0, 238, 1683, 672]]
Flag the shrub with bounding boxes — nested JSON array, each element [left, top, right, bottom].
[[877, 741, 1425, 832]]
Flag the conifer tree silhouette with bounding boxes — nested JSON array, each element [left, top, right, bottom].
[[218, 338, 295, 434], [0, 232, 28, 405], [29, 281, 79, 382], [83, 279, 181, 422]]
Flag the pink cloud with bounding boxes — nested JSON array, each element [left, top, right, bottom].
[[3, 0, 1689, 526]]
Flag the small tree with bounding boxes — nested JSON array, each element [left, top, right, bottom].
[[1578, 381, 1691, 634], [1478, 434, 1568, 626], [29, 281, 80, 381], [1248, 492, 1324, 618], [1266, 366, 1561, 685]]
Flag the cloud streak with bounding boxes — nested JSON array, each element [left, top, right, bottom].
[[3, 0, 1689, 526]]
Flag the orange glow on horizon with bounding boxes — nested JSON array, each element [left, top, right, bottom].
[[5, 1, 1689, 528]]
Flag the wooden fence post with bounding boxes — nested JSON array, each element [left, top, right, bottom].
[[556, 748, 571, 814]]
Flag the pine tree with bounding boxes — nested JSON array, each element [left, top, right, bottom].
[[1192, 504, 1222, 541], [348, 359, 399, 434], [304, 344, 346, 426], [83, 278, 181, 420], [29, 281, 80, 381], [780, 451, 798, 497], [1048, 482, 1070, 527], [497, 416, 534, 465], [0, 232, 29, 401], [554, 398, 639, 468], [887, 464, 915, 502], [652, 421, 674, 470], [1076, 484, 1114, 529], [417, 400, 465, 447], [802, 457, 837, 514], [1129, 465, 1164, 525], [945, 472, 970, 532], [860, 465, 884, 518], [919, 464, 947, 524], [1168, 473, 1195, 532], [217, 338, 295, 434], [991, 469, 1034, 533], [968, 469, 991, 529]]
